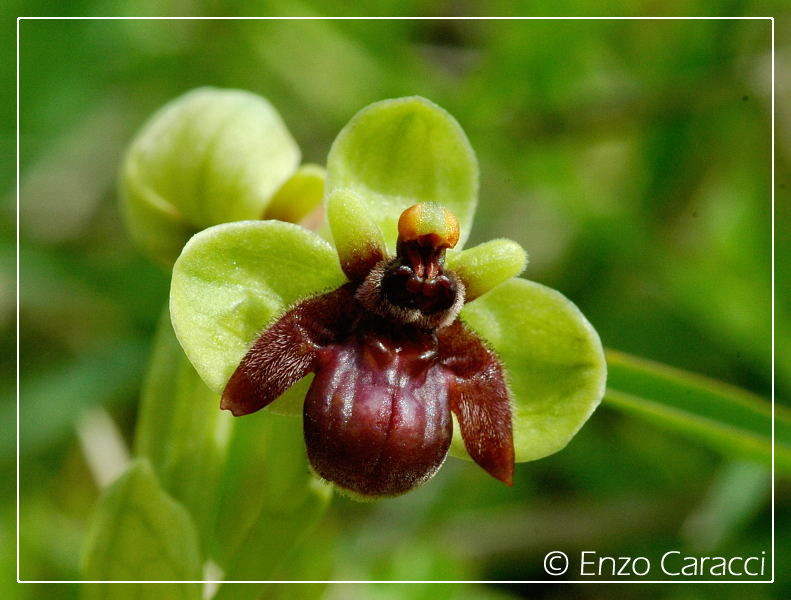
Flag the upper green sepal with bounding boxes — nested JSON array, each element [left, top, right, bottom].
[[452, 278, 607, 462], [121, 87, 300, 267], [170, 220, 346, 405], [326, 96, 478, 252]]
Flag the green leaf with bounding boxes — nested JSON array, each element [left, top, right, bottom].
[[16, 337, 148, 458], [81, 459, 202, 592], [326, 96, 478, 252], [682, 460, 770, 551], [446, 239, 528, 302], [213, 479, 331, 598], [604, 349, 788, 472], [170, 220, 346, 414], [210, 410, 333, 584], [134, 308, 232, 544], [453, 278, 606, 462], [120, 87, 300, 267]]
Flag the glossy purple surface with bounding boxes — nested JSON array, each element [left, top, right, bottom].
[[304, 320, 453, 497]]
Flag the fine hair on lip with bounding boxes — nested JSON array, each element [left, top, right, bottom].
[[355, 258, 465, 330]]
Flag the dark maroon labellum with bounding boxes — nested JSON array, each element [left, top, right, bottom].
[[304, 321, 452, 497], [222, 204, 515, 498]]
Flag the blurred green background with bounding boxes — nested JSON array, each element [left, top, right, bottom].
[[8, 9, 788, 599]]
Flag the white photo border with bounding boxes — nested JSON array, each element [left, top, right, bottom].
[[15, 14, 776, 586]]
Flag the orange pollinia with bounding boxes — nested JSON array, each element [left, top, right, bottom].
[[397, 203, 460, 250]]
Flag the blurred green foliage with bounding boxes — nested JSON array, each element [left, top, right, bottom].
[[9, 8, 787, 599]]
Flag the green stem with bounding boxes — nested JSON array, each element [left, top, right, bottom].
[[603, 349, 789, 474], [131, 308, 334, 586]]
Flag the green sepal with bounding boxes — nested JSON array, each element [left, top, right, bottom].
[[451, 278, 606, 462], [170, 220, 346, 412], [326, 96, 478, 252], [447, 239, 528, 302]]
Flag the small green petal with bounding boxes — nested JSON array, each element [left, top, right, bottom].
[[121, 87, 300, 266], [170, 221, 346, 405], [326, 96, 478, 252], [451, 278, 606, 462], [327, 188, 387, 281], [447, 239, 528, 302], [264, 163, 326, 224]]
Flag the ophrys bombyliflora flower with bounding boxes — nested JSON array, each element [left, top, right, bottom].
[[170, 96, 607, 499]]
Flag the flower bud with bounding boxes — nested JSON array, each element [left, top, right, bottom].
[[120, 87, 300, 267]]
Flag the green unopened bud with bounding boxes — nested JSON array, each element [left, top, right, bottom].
[[120, 87, 300, 267]]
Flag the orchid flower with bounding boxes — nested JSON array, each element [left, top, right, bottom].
[[167, 95, 606, 499]]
